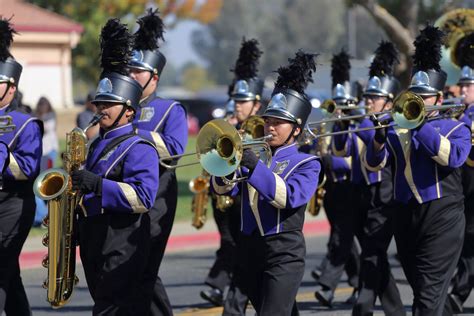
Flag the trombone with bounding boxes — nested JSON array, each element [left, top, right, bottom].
[[159, 117, 272, 179], [304, 91, 466, 139]]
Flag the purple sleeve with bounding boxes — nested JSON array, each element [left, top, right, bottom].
[[331, 156, 351, 173], [332, 124, 351, 156], [415, 122, 471, 168], [355, 118, 376, 145], [247, 158, 320, 209], [363, 139, 388, 172], [4, 120, 42, 180], [101, 142, 159, 213]]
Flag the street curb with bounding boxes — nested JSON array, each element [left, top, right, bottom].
[[19, 219, 329, 270]]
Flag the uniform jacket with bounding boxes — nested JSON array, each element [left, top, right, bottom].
[[458, 104, 474, 167], [80, 124, 159, 216], [133, 93, 187, 163], [333, 120, 382, 185], [364, 117, 471, 204], [0, 104, 43, 189], [211, 143, 320, 236]]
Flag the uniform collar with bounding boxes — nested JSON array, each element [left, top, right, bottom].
[[0, 103, 11, 114], [100, 123, 134, 140], [139, 92, 158, 108], [273, 142, 298, 158]]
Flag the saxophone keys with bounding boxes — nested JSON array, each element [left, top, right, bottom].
[[41, 255, 49, 268], [42, 216, 49, 227], [42, 234, 49, 247]]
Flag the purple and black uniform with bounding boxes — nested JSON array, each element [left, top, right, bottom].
[[78, 123, 159, 315]]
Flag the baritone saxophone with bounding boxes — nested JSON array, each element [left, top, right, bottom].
[[33, 114, 103, 308], [190, 170, 210, 229]]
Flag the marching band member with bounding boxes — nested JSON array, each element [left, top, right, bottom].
[[334, 41, 405, 315], [73, 19, 159, 315], [128, 9, 188, 315], [211, 51, 320, 316], [314, 50, 361, 307], [202, 38, 264, 314], [0, 17, 43, 315], [364, 25, 471, 315], [447, 32, 474, 313]]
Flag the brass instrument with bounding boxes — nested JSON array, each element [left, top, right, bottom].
[[306, 124, 328, 216], [160, 118, 272, 182], [0, 115, 15, 135], [305, 91, 465, 139], [189, 170, 210, 229], [435, 9, 474, 68], [33, 114, 103, 308]]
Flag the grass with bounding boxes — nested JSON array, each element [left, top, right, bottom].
[[55, 136, 208, 223]]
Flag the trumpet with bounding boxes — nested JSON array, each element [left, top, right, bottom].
[[305, 91, 465, 139], [160, 118, 272, 180], [319, 99, 369, 118]]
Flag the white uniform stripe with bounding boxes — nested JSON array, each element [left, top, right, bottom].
[[153, 102, 178, 132], [270, 173, 287, 209], [247, 184, 265, 236], [8, 153, 27, 180], [431, 136, 451, 166], [151, 132, 171, 159], [117, 182, 148, 213], [397, 128, 422, 204]]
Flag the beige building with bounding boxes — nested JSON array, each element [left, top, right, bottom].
[[1, 0, 83, 109]]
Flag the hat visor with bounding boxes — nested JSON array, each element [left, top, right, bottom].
[[261, 109, 297, 124]]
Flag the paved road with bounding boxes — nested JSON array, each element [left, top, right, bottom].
[[22, 235, 474, 315]]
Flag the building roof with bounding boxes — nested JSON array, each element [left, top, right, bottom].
[[1, 0, 83, 33]]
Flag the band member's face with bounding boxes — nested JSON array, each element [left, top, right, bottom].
[[129, 69, 158, 98], [364, 95, 390, 112], [0, 83, 16, 107], [421, 94, 442, 106], [460, 83, 474, 105], [264, 117, 300, 147], [96, 102, 134, 129], [234, 100, 260, 123]]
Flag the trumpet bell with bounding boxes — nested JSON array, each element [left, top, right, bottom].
[[392, 91, 425, 129], [33, 168, 70, 201], [197, 119, 243, 177]]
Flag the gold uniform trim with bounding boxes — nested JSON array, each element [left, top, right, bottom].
[[151, 132, 171, 159], [331, 136, 348, 157], [116, 182, 148, 213], [431, 136, 451, 167], [8, 153, 27, 180], [270, 173, 287, 209], [362, 144, 387, 172]]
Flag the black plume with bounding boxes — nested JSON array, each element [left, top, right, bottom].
[[456, 32, 474, 68], [134, 8, 165, 51], [232, 38, 263, 80], [0, 17, 16, 62], [413, 24, 445, 72], [331, 49, 351, 88], [274, 50, 318, 95], [99, 18, 134, 76], [369, 41, 399, 77]]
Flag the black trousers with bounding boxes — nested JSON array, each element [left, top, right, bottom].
[[0, 191, 35, 316], [145, 170, 177, 316], [395, 195, 465, 316], [79, 213, 151, 316], [205, 195, 241, 292], [233, 230, 305, 316], [318, 180, 361, 291], [352, 182, 404, 316], [449, 165, 474, 304]]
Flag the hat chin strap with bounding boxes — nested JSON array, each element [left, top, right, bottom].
[[283, 124, 298, 146], [106, 105, 128, 131], [0, 83, 11, 102], [142, 71, 155, 93]]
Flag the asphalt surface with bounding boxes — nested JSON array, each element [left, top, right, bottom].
[[21, 234, 474, 315]]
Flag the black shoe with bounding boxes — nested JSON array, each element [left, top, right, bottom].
[[315, 286, 334, 308], [449, 293, 463, 314], [311, 269, 322, 281], [344, 288, 358, 305], [200, 288, 224, 306]]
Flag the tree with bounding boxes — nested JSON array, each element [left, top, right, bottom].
[[346, 0, 468, 85], [192, 0, 348, 84], [28, 0, 223, 85], [180, 62, 214, 91]]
